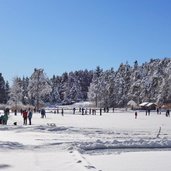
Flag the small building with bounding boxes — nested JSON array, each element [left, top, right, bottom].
[[139, 102, 157, 110], [127, 100, 138, 109]]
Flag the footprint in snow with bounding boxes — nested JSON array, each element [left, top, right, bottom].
[[77, 160, 82, 163], [85, 165, 96, 169]]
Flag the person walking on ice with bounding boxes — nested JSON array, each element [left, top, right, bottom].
[[135, 111, 138, 119], [41, 109, 46, 118], [28, 109, 33, 125], [61, 108, 64, 116], [73, 108, 76, 114], [22, 110, 28, 125], [100, 108, 102, 116]]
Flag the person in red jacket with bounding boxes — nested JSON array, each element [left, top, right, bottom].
[[22, 110, 28, 125]]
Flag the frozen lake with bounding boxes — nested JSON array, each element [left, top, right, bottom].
[[0, 109, 171, 171]]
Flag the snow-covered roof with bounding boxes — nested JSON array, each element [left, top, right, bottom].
[[146, 102, 156, 107], [139, 102, 156, 107], [139, 102, 149, 106], [127, 100, 137, 107]]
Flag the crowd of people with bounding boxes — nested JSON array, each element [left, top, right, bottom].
[[134, 107, 170, 119], [48, 107, 113, 116], [0, 106, 171, 125]]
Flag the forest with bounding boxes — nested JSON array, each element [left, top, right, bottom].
[[0, 58, 171, 109]]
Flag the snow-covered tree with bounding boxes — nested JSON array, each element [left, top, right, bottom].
[[5, 81, 10, 103], [21, 77, 29, 105], [4, 57, 171, 108], [28, 68, 52, 109], [97, 70, 111, 107], [107, 68, 116, 107], [88, 66, 103, 107], [50, 75, 61, 104], [75, 70, 93, 100], [62, 72, 82, 103], [0, 73, 7, 103], [8, 77, 23, 109]]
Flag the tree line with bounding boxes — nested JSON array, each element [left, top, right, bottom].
[[3, 68, 93, 109], [1, 58, 171, 109]]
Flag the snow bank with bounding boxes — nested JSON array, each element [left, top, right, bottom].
[[78, 138, 171, 152]]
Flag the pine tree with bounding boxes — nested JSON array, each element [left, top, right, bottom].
[[8, 77, 23, 109], [63, 72, 83, 103], [5, 81, 10, 103], [77, 70, 93, 100], [50, 75, 61, 104], [88, 66, 103, 107], [22, 77, 29, 105], [0, 73, 6, 104]]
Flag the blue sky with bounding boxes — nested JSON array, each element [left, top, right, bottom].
[[0, 0, 171, 83]]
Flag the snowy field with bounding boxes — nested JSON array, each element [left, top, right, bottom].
[[1, 108, 171, 171]]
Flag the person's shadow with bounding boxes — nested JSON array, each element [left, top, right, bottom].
[[0, 164, 11, 169]]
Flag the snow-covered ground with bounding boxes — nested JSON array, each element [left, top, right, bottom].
[[0, 108, 171, 171]]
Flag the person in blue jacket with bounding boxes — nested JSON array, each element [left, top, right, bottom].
[[28, 110, 33, 125]]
